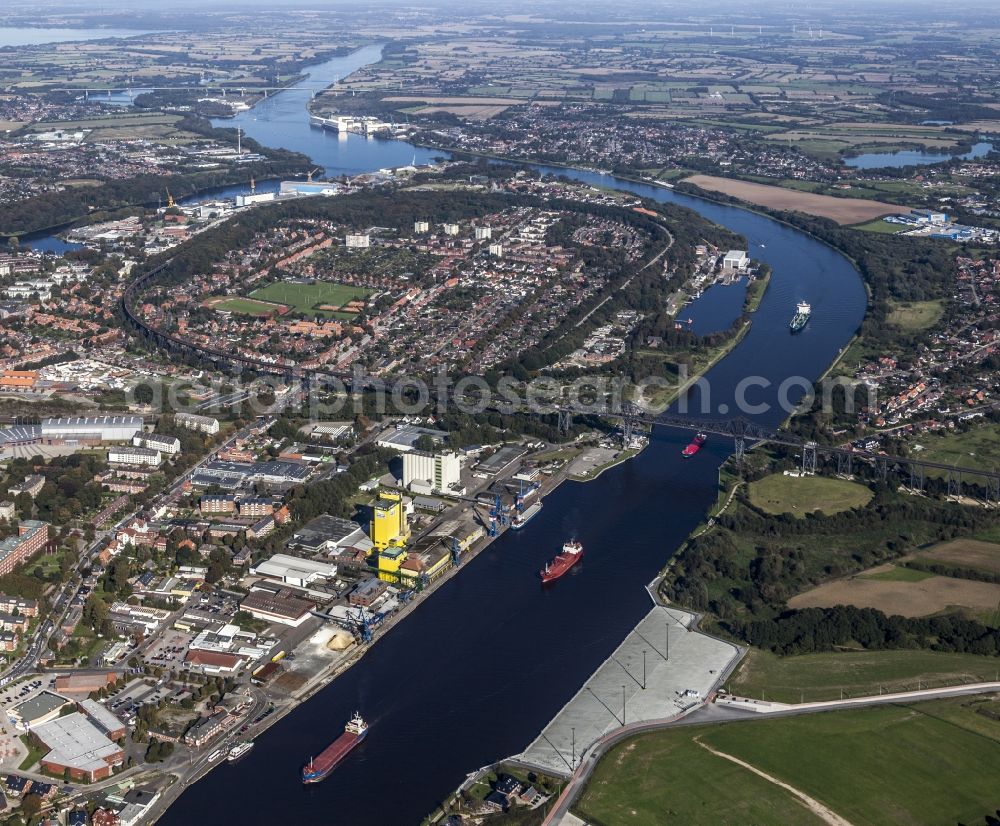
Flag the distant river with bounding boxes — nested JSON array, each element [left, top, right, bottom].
[[0, 27, 149, 47], [157, 45, 868, 826]]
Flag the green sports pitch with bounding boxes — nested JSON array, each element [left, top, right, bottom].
[[249, 282, 374, 318]]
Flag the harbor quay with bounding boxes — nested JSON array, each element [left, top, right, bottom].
[[512, 585, 743, 778]]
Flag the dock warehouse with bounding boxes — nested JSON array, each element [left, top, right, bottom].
[[240, 589, 315, 626], [289, 515, 371, 554], [376, 425, 447, 453], [475, 445, 526, 477], [251, 553, 338, 587]]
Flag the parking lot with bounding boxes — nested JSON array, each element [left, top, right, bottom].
[[144, 630, 194, 673], [0, 676, 55, 713]]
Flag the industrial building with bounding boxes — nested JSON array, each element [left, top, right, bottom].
[[32, 713, 124, 782], [290, 515, 370, 554], [370, 490, 410, 551], [474, 445, 526, 477], [11, 691, 72, 728], [375, 424, 447, 453], [722, 249, 749, 271], [250, 553, 338, 587], [402, 450, 463, 495], [240, 588, 314, 626], [41, 415, 143, 442], [279, 180, 341, 197], [78, 699, 127, 740], [54, 672, 121, 696]]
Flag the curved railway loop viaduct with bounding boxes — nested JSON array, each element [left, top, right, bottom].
[[122, 261, 1000, 503]]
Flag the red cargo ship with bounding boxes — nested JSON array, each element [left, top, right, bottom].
[[540, 541, 583, 584], [682, 433, 707, 457], [301, 712, 368, 784]]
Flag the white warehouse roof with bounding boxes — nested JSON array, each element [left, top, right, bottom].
[[251, 553, 338, 584]]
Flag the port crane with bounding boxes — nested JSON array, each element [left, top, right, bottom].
[[349, 606, 385, 643]]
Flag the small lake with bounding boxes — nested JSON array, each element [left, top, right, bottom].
[[0, 27, 148, 47], [845, 140, 994, 169]]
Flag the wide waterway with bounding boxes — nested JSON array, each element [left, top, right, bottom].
[[154, 46, 867, 824]]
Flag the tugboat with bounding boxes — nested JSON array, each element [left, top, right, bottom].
[[682, 433, 707, 457], [302, 713, 368, 784], [790, 301, 811, 332], [540, 540, 584, 584]]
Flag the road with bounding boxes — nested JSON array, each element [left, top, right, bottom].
[[541, 681, 1000, 824], [0, 412, 282, 687]]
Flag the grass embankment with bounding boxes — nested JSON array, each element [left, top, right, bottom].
[[911, 423, 1000, 482], [886, 298, 946, 330], [747, 473, 873, 517], [575, 693, 1000, 826], [726, 648, 1000, 703], [742, 266, 771, 313], [636, 320, 751, 413]]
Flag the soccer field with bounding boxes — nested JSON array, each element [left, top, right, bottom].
[[204, 296, 284, 317], [250, 281, 374, 317]]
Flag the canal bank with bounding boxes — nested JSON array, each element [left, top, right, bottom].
[[154, 45, 867, 826]]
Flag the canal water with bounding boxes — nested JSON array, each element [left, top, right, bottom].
[[141, 46, 866, 825]]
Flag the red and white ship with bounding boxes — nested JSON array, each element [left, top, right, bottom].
[[682, 433, 707, 457], [301, 712, 368, 783], [540, 540, 584, 583]]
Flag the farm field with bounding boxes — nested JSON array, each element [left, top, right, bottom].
[[249, 281, 374, 318], [726, 648, 1000, 703], [682, 175, 900, 224], [575, 695, 1000, 826], [747, 473, 873, 517], [787, 567, 1000, 618], [917, 539, 1000, 575]]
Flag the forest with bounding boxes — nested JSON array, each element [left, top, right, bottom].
[[661, 478, 1000, 657]]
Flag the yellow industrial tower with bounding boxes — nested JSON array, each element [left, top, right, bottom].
[[371, 490, 410, 550], [370, 490, 411, 582]]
